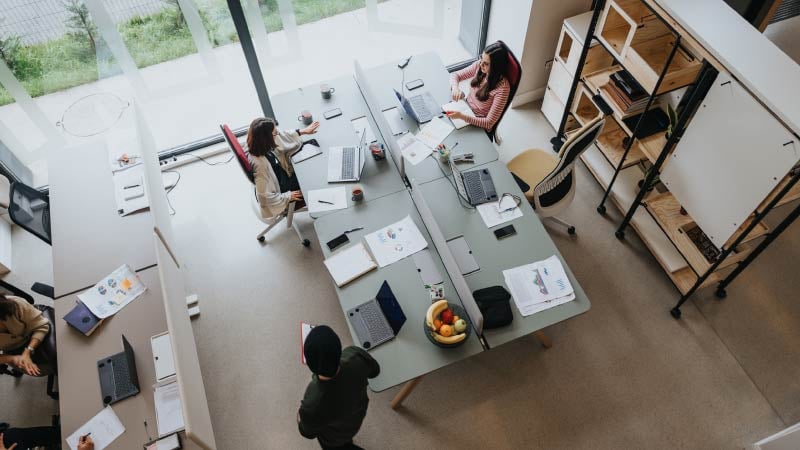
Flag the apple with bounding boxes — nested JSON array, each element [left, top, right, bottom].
[[440, 309, 454, 324], [453, 319, 467, 333]]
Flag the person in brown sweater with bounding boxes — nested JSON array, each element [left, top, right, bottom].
[[0, 294, 51, 376]]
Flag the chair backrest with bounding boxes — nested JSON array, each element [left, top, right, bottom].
[[8, 181, 51, 245], [220, 124, 254, 184], [533, 118, 605, 214], [487, 40, 522, 142]]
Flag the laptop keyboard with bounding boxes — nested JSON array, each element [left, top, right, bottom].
[[112, 357, 136, 395], [361, 302, 393, 342], [410, 96, 431, 120], [341, 147, 356, 179], [463, 171, 487, 201]]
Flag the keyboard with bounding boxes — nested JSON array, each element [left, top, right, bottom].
[[112, 356, 136, 395], [463, 171, 487, 201], [360, 302, 393, 342], [341, 147, 356, 179], [410, 96, 432, 121]]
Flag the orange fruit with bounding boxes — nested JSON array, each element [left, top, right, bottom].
[[439, 324, 453, 337], [433, 319, 443, 331], [452, 315, 460, 323]]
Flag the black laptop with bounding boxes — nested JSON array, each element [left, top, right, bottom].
[[347, 281, 406, 350], [98, 335, 140, 405]]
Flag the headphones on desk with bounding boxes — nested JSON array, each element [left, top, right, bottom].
[[498, 193, 522, 213]]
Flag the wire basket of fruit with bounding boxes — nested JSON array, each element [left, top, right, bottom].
[[424, 300, 471, 348]]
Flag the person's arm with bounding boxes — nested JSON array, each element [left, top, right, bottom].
[[253, 158, 291, 213], [462, 80, 510, 131], [449, 61, 479, 89], [297, 406, 322, 440], [18, 300, 49, 343], [353, 347, 380, 379], [0, 432, 18, 450]]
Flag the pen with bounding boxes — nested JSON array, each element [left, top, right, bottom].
[[124, 184, 141, 189], [344, 227, 363, 233], [450, 142, 459, 151], [318, 200, 334, 205]]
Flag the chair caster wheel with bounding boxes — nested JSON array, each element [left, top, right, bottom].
[[715, 288, 727, 299], [670, 307, 682, 319], [567, 226, 576, 235], [302, 239, 311, 247], [597, 205, 606, 215], [257, 236, 266, 243], [615, 230, 625, 240]]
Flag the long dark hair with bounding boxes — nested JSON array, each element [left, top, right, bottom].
[[470, 41, 509, 102], [0, 294, 19, 321], [247, 117, 278, 157]]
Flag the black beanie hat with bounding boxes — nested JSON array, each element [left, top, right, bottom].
[[304, 325, 342, 377]]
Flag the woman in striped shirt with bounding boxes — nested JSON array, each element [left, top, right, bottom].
[[445, 41, 511, 132]]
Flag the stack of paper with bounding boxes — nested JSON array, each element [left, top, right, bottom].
[[364, 215, 428, 268], [397, 133, 432, 166], [442, 100, 475, 129], [323, 242, 378, 286], [502, 255, 575, 316]]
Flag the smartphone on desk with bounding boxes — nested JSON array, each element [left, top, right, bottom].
[[405, 79, 424, 91], [326, 233, 349, 251], [324, 108, 342, 120], [494, 224, 516, 240]]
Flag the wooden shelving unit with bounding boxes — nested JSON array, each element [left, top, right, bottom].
[[548, 0, 800, 316]]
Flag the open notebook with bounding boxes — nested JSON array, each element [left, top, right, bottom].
[[323, 242, 377, 287], [442, 100, 475, 129]]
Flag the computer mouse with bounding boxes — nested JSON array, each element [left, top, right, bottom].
[[103, 395, 112, 404], [363, 341, 371, 349]]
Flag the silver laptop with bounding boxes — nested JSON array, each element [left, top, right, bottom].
[[449, 158, 498, 205], [394, 89, 440, 124], [328, 129, 368, 182]]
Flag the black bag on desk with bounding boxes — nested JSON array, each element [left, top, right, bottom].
[[473, 286, 513, 329]]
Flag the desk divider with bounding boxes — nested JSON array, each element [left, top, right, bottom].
[[409, 179, 485, 339]]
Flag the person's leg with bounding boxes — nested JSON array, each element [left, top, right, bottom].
[[3, 425, 61, 448]]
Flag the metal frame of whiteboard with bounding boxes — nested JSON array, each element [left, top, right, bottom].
[[155, 233, 216, 449], [660, 72, 798, 248]]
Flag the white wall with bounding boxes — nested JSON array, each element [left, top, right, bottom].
[[486, 0, 533, 59], [765, 16, 800, 64]]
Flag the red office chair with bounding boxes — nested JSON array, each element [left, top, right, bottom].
[[220, 124, 310, 246], [487, 40, 522, 144]]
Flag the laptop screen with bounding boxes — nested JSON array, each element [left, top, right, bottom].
[[448, 158, 468, 200], [376, 281, 406, 334]]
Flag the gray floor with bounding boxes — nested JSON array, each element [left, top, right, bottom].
[[3, 103, 799, 449]]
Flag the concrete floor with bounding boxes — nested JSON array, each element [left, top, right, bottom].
[[2, 102, 799, 449]]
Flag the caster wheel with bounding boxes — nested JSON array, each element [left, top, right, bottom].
[[615, 230, 625, 240], [567, 226, 576, 235], [257, 236, 265, 243], [670, 307, 682, 319], [597, 205, 607, 215], [302, 239, 311, 247], [715, 288, 727, 299]]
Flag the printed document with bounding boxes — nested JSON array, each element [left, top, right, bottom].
[[502, 256, 575, 317], [477, 197, 524, 228], [442, 100, 475, 129], [308, 187, 348, 213], [397, 133, 432, 166], [66, 406, 125, 450], [415, 117, 454, 149], [154, 381, 185, 437], [78, 264, 147, 319], [364, 215, 428, 267]]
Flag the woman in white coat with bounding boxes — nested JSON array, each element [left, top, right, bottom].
[[246, 117, 319, 218]]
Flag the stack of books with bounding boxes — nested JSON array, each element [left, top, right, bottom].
[[601, 70, 648, 116]]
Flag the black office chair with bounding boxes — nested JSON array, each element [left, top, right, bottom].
[[0, 281, 58, 400], [486, 40, 522, 144], [7, 181, 56, 299], [508, 117, 606, 234]]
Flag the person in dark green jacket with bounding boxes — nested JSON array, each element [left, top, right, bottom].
[[298, 325, 380, 450]]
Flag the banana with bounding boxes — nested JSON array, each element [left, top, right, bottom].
[[432, 332, 466, 345], [426, 300, 449, 330]]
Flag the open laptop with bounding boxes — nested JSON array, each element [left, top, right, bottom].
[[347, 281, 406, 350], [394, 89, 440, 124], [449, 158, 498, 205], [98, 335, 140, 405], [328, 129, 368, 183]]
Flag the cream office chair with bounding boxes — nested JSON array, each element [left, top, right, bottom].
[[507, 117, 605, 235], [220, 125, 310, 247]]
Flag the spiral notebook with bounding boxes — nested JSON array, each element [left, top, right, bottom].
[[323, 242, 377, 287]]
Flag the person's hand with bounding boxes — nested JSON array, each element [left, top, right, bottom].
[[78, 435, 94, 450], [0, 432, 18, 450], [13, 353, 40, 376], [451, 87, 463, 101], [300, 121, 320, 135], [445, 110, 466, 121], [290, 190, 303, 202]]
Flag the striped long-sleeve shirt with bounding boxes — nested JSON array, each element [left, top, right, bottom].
[[449, 61, 510, 131]]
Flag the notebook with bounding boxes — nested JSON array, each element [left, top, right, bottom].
[[63, 301, 104, 336], [442, 100, 475, 129], [323, 242, 377, 287]]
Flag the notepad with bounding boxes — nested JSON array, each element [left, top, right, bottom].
[[291, 144, 322, 163], [323, 242, 377, 287], [442, 100, 475, 129]]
